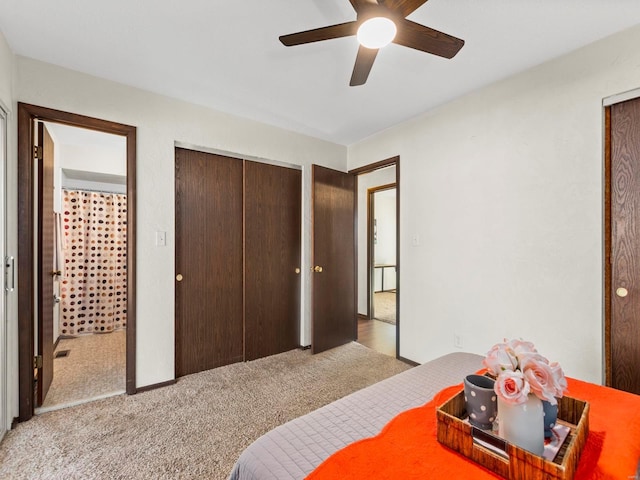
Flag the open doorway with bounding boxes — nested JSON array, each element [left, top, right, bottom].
[[351, 158, 399, 358], [17, 103, 136, 422], [369, 185, 396, 325], [35, 122, 128, 413]]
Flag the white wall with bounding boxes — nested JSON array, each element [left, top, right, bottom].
[[0, 33, 12, 107], [11, 56, 347, 394], [349, 24, 640, 384], [357, 167, 395, 314]]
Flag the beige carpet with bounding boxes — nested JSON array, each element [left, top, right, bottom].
[[374, 291, 396, 324], [39, 330, 126, 412], [0, 342, 411, 480]]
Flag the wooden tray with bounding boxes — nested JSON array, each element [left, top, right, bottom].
[[436, 389, 589, 480]]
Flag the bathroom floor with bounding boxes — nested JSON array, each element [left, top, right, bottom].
[[37, 329, 126, 413]]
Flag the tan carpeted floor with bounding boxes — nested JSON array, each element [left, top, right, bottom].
[[0, 342, 411, 480], [39, 330, 126, 412], [374, 291, 396, 324]]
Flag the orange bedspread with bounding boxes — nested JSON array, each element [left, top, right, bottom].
[[307, 377, 640, 479]]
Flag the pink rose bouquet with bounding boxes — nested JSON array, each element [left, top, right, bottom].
[[482, 339, 568, 406]]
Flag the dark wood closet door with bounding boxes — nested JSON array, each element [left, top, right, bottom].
[[244, 161, 301, 361], [312, 165, 356, 353], [36, 123, 55, 406], [611, 98, 640, 394], [175, 148, 243, 377]]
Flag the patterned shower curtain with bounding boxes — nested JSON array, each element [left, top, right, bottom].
[[59, 189, 127, 336]]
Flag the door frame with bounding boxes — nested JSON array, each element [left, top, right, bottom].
[[0, 103, 8, 438], [603, 105, 612, 387], [349, 156, 400, 359], [17, 103, 137, 421]]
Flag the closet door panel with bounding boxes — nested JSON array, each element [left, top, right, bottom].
[[611, 98, 640, 394], [175, 148, 243, 377], [244, 161, 301, 360]]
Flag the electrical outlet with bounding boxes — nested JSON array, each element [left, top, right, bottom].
[[454, 334, 463, 349]]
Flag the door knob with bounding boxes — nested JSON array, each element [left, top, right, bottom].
[[176, 274, 184, 282], [312, 266, 323, 273], [295, 268, 301, 274], [616, 287, 628, 298], [50, 270, 61, 277]]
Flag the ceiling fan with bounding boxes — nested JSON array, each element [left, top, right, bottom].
[[279, 0, 464, 87]]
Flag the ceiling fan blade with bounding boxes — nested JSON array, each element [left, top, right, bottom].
[[348, 0, 382, 12], [280, 21, 358, 46], [393, 19, 464, 59], [381, 0, 429, 17], [350, 46, 379, 86]]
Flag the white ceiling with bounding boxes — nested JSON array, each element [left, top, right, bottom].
[[2, 1, 640, 145]]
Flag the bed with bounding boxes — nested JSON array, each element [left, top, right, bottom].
[[228, 351, 483, 480]]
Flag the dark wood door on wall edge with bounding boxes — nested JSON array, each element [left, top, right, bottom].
[[607, 98, 640, 395]]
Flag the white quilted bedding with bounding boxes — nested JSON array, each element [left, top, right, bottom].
[[228, 351, 483, 480]]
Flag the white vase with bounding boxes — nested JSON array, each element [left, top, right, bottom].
[[497, 394, 544, 456]]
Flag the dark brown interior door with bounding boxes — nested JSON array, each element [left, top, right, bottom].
[[175, 148, 243, 377], [37, 122, 55, 406], [611, 98, 640, 394], [244, 161, 301, 360], [312, 164, 356, 353]]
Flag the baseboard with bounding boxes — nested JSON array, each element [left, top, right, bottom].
[[135, 379, 177, 394], [300, 345, 311, 350], [357, 313, 369, 321], [398, 356, 420, 367]]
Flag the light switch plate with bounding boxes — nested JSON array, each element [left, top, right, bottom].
[[156, 231, 166, 247]]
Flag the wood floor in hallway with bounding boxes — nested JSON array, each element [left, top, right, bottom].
[[357, 317, 396, 357]]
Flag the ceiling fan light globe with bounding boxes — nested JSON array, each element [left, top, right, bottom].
[[357, 17, 397, 49]]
